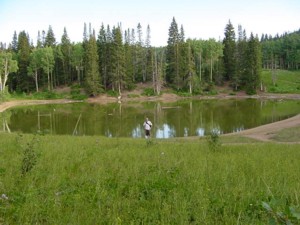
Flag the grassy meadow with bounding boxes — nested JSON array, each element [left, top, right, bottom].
[[0, 132, 300, 224], [261, 70, 300, 94]]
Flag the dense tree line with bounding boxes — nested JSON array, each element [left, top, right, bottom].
[[1, 18, 299, 96], [261, 29, 300, 70]]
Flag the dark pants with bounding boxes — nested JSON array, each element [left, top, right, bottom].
[[145, 129, 150, 137]]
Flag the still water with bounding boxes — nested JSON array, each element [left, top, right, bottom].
[[1, 99, 299, 138]]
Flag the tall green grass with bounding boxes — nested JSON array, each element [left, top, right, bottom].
[[261, 70, 300, 94], [0, 133, 299, 224]]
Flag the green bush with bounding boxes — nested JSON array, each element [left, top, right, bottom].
[[206, 129, 221, 152], [142, 88, 155, 96]]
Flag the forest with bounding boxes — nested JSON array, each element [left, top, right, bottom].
[[0, 17, 300, 97]]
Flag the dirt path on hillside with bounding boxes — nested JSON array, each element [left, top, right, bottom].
[[1, 94, 300, 141]]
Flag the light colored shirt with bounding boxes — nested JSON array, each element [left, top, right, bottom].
[[143, 120, 152, 130]]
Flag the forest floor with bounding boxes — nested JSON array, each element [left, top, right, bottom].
[[1, 83, 300, 142]]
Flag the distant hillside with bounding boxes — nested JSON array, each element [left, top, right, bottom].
[[261, 70, 300, 93]]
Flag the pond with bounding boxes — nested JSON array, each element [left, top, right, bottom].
[[1, 99, 299, 138]]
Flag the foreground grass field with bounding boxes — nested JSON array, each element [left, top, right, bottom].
[[0, 133, 299, 224]]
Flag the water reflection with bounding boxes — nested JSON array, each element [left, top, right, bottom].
[[156, 123, 173, 138], [1, 99, 299, 138]]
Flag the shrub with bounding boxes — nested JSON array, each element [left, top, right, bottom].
[[206, 129, 221, 152], [142, 88, 155, 96]]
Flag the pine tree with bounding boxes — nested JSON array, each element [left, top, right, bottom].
[[166, 17, 180, 88], [45, 25, 56, 47], [111, 26, 125, 95], [85, 35, 102, 96], [223, 20, 236, 84], [245, 33, 262, 94], [16, 31, 32, 92], [130, 28, 137, 82], [97, 24, 108, 89], [61, 27, 72, 84], [145, 24, 153, 82], [105, 25, 114, 89], [136, 23, 146, 82], [124, 29, 134, 89], [36, 31, 43, 48], [236, 25, 247, 89], [11, 31, 18, 53], [178, 25, 188, 90]]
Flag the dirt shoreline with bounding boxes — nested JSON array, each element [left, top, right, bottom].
[[1, 93, 300, 141]]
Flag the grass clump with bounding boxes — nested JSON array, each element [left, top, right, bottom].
[[206, 129, 221, 152]]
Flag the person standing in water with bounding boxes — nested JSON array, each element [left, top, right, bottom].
[[143, 117, 152, 138]]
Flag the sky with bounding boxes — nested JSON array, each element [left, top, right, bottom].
[[0, 0, 299, 47]]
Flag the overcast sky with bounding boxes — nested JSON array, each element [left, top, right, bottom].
[[0, 0, 299, 47]]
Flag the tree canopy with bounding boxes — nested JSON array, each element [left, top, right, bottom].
[[0, 19, 299, 96]]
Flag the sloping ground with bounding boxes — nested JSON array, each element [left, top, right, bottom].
[[225, 114, 300, 142]]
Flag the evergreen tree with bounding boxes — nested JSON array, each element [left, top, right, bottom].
[[166, 17, 180, 87], [105, 25, 114, 89], [85, 35, 102, 96], [61, 27, 72, 84], [111, 26, 125, 95], [45, 25, 56, 47], [11, 31, 18, 53], [236, 25, 247, 89], [41, 30, 46, 47], [82, 23, 89, 81], [36, 31, 43, 48], [97, 24, 108, 89], [136, 23, 146, 82], [145, 24, 153, 82], [223, 20, 236, 84], [245, 33, 262, 94], [130, 28, 137, 82], [15, 31, 32, 92], [124, 29, 134, 88]]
